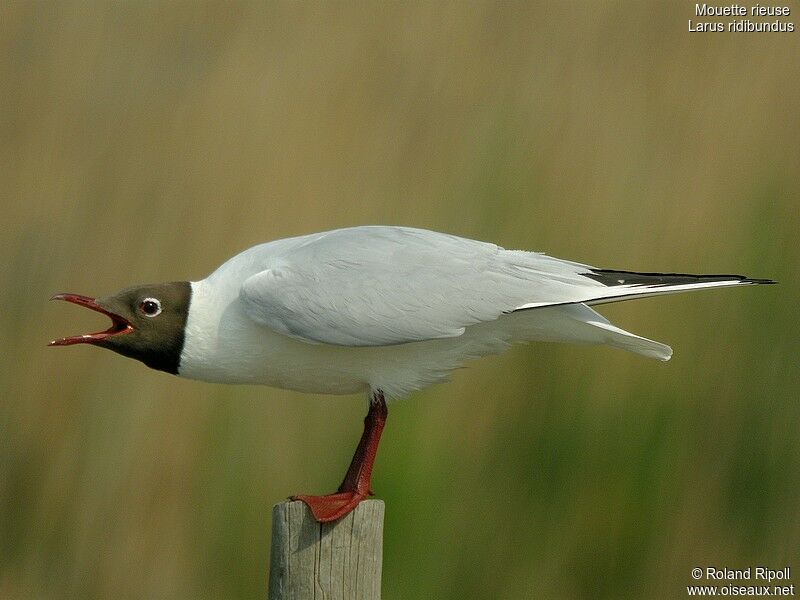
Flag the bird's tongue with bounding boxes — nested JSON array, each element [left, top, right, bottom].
[[48, 293, 133, 346]]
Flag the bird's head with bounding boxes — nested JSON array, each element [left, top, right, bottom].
[[49, 282, 191, 374]]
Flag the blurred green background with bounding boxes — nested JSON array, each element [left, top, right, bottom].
[[2, 2, 798, 599]]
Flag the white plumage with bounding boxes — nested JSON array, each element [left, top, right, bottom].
[[177, 226, 766, 398]]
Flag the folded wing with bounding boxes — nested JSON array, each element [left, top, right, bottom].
[[237, 226, 771, 347], [239, 227, 532, 345]]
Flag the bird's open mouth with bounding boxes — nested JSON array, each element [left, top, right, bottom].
[[48, 293, 134, 346]]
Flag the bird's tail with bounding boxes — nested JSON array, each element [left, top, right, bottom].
[[583, 316, 673, 361], [511, 270, 775, 361], [510, 303, 673, 360]]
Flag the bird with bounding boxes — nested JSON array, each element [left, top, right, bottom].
[[49, 225, 774, 522]]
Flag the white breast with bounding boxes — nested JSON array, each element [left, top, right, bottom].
[[179, 280, 373, 394]]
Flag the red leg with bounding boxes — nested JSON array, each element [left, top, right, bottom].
[[292, 391, 388, 522]]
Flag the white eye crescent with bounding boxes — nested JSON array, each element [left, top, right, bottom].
[[139, 297, 162, 317]]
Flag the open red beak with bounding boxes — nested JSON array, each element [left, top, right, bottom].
[[48, 293, 134, 346]]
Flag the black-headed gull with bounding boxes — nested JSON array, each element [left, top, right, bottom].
[[49, 226, 773, 521]]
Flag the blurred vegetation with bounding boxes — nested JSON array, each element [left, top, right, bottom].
[[1, 2, 798, 599]]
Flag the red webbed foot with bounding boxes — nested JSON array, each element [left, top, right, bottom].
[[291, 492, 369, 522]]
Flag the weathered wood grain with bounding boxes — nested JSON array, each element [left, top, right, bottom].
[[268, 500, 384, 600]]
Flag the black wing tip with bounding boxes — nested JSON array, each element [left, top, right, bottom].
[[585, 269, 777, 287]]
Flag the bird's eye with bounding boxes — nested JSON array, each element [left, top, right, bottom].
[[139, 297, 162, 317]]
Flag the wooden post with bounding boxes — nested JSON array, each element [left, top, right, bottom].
[[268, 499, 385, 600]]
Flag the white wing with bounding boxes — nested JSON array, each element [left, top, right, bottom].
[[239, 227, 541, 345], [238, 226, 769, 346]]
